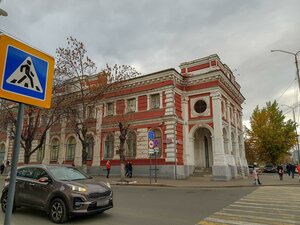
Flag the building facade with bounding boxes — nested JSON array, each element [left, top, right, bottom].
[[0, 54, 248, 180]]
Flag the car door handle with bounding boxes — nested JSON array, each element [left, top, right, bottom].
[[29, 183, 35, 186]]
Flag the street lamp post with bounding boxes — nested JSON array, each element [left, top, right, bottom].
[[282, 104, 300, 163], [271, 49, 300, 91]]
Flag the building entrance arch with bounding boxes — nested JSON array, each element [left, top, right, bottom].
[[193, 127, 213, 169]]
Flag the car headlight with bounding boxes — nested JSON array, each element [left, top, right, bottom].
[[67, 184, 87, 192]]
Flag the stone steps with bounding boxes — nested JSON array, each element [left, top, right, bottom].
[[192, 167, 212, 177]]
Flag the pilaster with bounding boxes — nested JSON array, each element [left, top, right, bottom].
[[211, 91, 230, 180]]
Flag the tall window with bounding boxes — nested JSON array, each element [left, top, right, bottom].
[[153, 129, 162, 157], [40, 114, 47, 126], [104, 134, 114, 159], [28, 115, 34, 128], [150, 94, 160, 109], [107, 102, 114, 116], [50, 138, 59, 162], [86, 135, 94, 160], [0, 143, 5, 164], [66, 137, 76, 160], [127, 98, 136, 113], [126, 131, 136, 157]]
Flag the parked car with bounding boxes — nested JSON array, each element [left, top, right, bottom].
[[1, 164, 113, 223], [264, 164, 277, 173]]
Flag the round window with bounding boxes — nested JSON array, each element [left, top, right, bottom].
[[194, 100, 207, 114]]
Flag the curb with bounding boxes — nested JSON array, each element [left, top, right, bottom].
[[111, 181, 300, 188]]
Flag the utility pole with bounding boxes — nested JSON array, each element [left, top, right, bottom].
[[282, 104, 300, 163], [272, 49, 300, 163]]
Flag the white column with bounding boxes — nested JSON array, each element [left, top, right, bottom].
[[182, 96, 192, 168], [92, 104, 102, 167], [211, 91, 230, 180], [165, 121, 177, 162], [226, 100, 233, 155]]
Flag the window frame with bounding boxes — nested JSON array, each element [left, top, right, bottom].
[[104, 134, 114, 159], [126, 131, 137, 158], [66, 136, 76, 161], [50, 138, 60, 162], [86, 135, 94, 160], [150, 93, 160, 109], [127, 98, 136, 113], [107, 102, 114, 116]]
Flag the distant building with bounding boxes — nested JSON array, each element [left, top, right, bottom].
[[0, 54, 248, 180]]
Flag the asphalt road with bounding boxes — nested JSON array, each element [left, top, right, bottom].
[[0, 186, 255, 225]]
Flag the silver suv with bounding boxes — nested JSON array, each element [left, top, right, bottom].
[[1, 164, 113, 223]]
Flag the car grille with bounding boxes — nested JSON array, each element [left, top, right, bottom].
[[89, 191, 111, 199]]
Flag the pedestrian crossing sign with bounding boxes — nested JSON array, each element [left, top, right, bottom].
[[0, 34, 54, 108]]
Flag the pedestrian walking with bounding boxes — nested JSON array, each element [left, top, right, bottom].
[[253, 163, 261, 185], [277, 164, 284, 181], [125, 161, 130, 177], [128, 161, 133, 178], [297, 164, 300, 182], [290, 164, 296, 179], [0, 162, 5, 175], [106, 160, 111, 178], [286, 163, 291, 176]]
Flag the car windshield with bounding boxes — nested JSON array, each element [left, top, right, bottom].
[[48, 166, 90, 181]]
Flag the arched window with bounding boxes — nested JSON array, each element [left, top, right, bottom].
[[0, 143, 5, 164], [66, 136, 76, 160], [104, 134, 114, 159], [50, 138, 60, 162], [126, 131, 136, 158], [86, 135, 94, 160], [153, 129, 162, 157]]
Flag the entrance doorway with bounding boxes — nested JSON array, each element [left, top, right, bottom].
[[194, 128, 212, 169]]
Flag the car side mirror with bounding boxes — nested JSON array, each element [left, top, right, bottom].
[[38, 177, 51, 183]]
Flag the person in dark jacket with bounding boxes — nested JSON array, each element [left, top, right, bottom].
[[290, 164, 296, 179], [128, 161, 133, 178], [0, 163, 4, 175], [286, 163, 291, 176], [277, 165, 284, 180], [125, 161, 130, 177]]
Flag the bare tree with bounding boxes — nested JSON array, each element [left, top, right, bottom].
[[0, 90, 65, 164], [55, 36, 140, 171]]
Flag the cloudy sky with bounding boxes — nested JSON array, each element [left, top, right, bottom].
[[1, 0, 300, 127]]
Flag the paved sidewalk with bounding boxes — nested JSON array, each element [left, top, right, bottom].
[[94, 173, 300, 188], [1, 173, 299, 188]]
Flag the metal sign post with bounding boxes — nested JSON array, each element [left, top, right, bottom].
[[4, 103, 24, 225], [0, 33, 54, 225]]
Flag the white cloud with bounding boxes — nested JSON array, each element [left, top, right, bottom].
[[1, 0, 300, 127]]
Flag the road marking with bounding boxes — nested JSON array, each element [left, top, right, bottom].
[[197, 186, 300, 225]]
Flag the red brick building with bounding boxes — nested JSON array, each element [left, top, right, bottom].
[[0, 54, 248, 180]]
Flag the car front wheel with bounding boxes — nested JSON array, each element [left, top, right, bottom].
[[1, 191, 16, 213], [49, 198, 68, 223]]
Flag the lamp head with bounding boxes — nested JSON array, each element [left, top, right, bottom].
[[0, 8, 8, 17]]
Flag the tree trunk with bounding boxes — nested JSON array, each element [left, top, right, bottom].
[[81, 144, 88, 173], [24, 152, 30, 164], [119, 149, 126, 181]]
